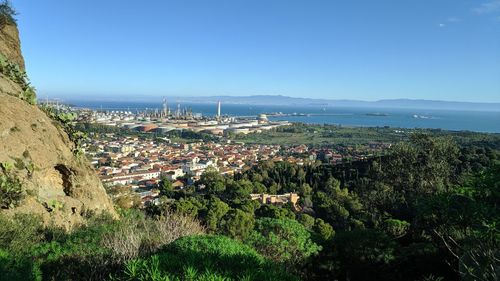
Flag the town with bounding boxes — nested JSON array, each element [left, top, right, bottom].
[[83, 130, 392, 208], [40, 100, 396, 208]]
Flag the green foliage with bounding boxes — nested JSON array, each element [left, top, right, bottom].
[[204, 198, 230, 232], [0, 53, 36, 104], [0, 162, 24, 209], [247, 218, 321, 265], [383, 219, 410, 238], [47, 199, 64, 211], [0, 0, 16, 27], [158, 176, 174, 197], [332, 229, 397, 280], [416, 163, 500, 281], [0, 249, 42, 281], [255, 204, 295, 220], [0, 161, 13, 171], [0, 210, 206, 281], [221, 209, 255, 239], [298, 213, 315, 229], [225, 179, 254, 201], [313, 218, 335, 241], [0, 123, 497, 280], [234, 123, 408, 146], [171, 197, 205, 217], [385, 133, 460, 198], [39, 105, 86, 156], [197, 167, 226, 194], [115, 235, 298, 281], [314, 177, 364, 230], [0, 213, 44, 253]]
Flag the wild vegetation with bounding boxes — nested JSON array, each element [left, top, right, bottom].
[[0, 162, 24, 209], [234, 123, 500, 148], [40, 105, 87, 156], [0, 129, 498, 280], [2, 1, 497, 279], [0, 53, 36, 104], [0, 0, 16, 27]]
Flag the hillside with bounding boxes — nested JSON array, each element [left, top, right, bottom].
[[0, 21, 116, 228]]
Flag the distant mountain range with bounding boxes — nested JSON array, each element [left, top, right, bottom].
[[63, 94, 500, 112], [166, 95, 500, 112]]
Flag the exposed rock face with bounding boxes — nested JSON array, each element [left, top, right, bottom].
[[0, 23, 116, 228], [0, 23, 25, 71]]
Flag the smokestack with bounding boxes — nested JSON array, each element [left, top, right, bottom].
[[217, 100, 221, 119]]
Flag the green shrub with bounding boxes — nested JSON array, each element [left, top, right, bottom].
[[0, 249, 42, 281], [39, 105, 86, 156], [101, 209, 204, 262], [0, 212, 119, 281], [0, 53, 36, 104], [0, 213, 44, 253], [0, 165, 25, 209], [247, 218, 321, 266], [115, 235, 298, 281]]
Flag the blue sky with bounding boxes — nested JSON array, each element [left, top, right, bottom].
[[11, 0, 500, 102]]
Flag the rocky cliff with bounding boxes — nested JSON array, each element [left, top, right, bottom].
[[0, 22, 116, 228], [0, 22, 24, 71]]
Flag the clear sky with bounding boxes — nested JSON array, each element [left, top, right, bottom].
[[11, 0, 500, 102]]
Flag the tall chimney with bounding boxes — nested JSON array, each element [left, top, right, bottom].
[[217, 100, 221, 119]]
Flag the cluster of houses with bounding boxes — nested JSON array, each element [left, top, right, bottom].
[[85, 135, 313, 206], [85, 133, 390, 206]]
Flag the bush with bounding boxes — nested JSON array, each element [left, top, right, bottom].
[[0, 249, 41, 281], [115, 235, 298, 281], [0, 53, 36, 105], [0, 213, 44, 253], [101, 210, 204, 261], [0, 210, 204, 281], [247, 218, 321, 266], [0, 214, 44, 281], [0, 164, 25, 209]]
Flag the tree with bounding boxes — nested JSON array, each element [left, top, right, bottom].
[[255, 204, 295, 220], [248, 218, 321, 265], [204, 198, 229, 232], [314, 218, 335, 241], [298, 213, 315, 229], [158, 176, 173, 197], [198, 168, 225, 194], [226, 179, 253, 201], [314, 177, 364, 230], [297, 183, 313, 197], [385, 134, 460, 199], [332, 229, 397, 281], [382, 219, 410, 238], [222, 209, 254, 239], [416, 163, 500, 281], [237, 199, 260, 214], [252, 182, 267, 193], [171, 197, 205, 218]]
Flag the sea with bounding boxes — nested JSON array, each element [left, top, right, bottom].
[[69, 100, 500, 133]]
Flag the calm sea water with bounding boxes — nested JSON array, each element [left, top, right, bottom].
[[70, 101, 500, 133]]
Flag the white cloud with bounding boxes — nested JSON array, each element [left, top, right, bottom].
[[439, 23, 445, 27], [473, 0, 500, 14]]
